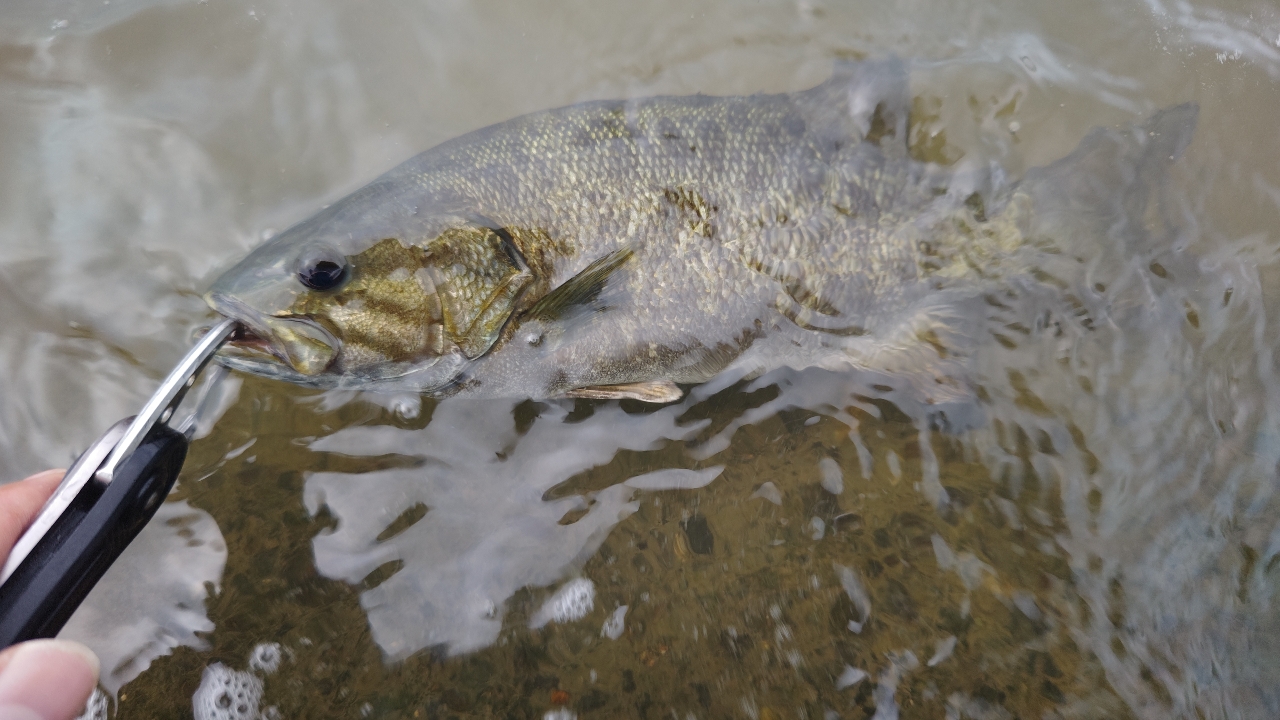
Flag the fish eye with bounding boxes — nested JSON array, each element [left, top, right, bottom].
[[297, 249, 348, 291]]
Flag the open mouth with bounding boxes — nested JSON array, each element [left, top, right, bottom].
[[198, 319, 341, 387], [203, 293, 277, 355], [224, 319, 338, 376], [197, 321, 282, 362], [224, 323, 278, 359], [203, 290, 341, 377]]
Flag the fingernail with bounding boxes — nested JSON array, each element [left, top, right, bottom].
[[0, 640, 99, 720]]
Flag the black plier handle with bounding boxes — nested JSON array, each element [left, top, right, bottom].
[[0, 319, 238, 648]]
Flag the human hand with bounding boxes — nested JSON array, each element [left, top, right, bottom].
[[0, 470, 100, 720]]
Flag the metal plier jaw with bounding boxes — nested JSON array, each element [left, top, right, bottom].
[[0, 319, 239, 648]]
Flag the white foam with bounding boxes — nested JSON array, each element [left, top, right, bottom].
[[530, 578, 595, 629], [75, 688, 108, 720], [192, 663, 263, 720]]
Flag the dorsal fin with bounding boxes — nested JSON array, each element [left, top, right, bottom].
[[525, 247, 634, 321]]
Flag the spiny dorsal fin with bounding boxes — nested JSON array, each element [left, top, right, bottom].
[[526, 247, 635, 321], [564, 380, 683, 403]]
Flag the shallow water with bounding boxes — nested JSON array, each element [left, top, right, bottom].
[[3, 0, 1280, 718]]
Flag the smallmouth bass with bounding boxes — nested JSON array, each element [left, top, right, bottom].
[[205, 58, 1195, 402]]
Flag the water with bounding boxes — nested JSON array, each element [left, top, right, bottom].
[[2, 0, 1280, 717]]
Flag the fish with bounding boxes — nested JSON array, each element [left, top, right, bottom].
[[205, 58, 1197, 403]]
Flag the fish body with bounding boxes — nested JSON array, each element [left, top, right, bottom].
[[205, 59, 1194, 401]]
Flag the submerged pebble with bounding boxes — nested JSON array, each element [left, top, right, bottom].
[[601, 605, 628, 640], [752, 482, 784, 505], [819, 457, 844, 495], [927, 636, 957, 667], [836, 666, 868, 690]]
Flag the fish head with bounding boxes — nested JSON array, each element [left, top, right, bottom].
[[205, 195, 536, 391]]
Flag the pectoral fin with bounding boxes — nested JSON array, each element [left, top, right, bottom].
[[565, 380, 683, 403], [526, 247, 634, 322]]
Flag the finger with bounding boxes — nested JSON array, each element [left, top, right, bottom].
[[0, 471, 65, 558], [0, 639, 99, 720]]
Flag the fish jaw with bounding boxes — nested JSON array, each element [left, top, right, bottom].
[[205, 290, 341, 379], [203, 289, 479, 392]]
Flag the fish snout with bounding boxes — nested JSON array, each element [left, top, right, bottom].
[[205, 291, 340, 376]]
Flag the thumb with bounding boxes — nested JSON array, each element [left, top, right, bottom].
[[0, 640, 100, 720]]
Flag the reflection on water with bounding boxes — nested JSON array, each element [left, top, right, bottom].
[[60, 500, 226, 694], [2, 0, 1280, 718], [303, 397, 711, 657]]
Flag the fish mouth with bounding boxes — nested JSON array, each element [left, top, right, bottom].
[[224, 323, 275, 356], [204, 291, 340, 378]]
